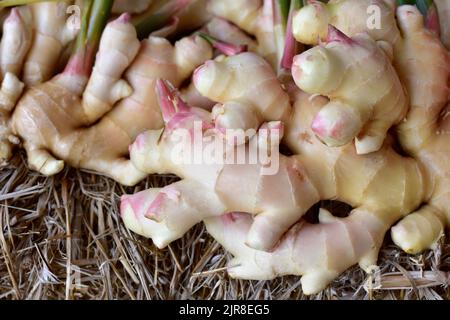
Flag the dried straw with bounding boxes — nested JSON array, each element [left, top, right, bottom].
[[0, 153, 448, 300]]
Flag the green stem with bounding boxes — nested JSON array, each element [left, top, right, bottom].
[[65, 0, 113, 76], [0, 0, 59, 7], [415, 0, 433, 16], [277, 0, 290, 26], [74, 0, 93, 52], [87, 0, 114, 47]]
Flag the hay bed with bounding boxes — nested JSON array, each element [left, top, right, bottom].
[[0, 153, 448, 300]]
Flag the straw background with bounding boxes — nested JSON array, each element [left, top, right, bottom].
[[0, 153, 448, 300]]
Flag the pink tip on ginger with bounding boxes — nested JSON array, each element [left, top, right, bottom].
[[116, 12, 132, 24], [144, 191, 167, 222], [120, 195, 130, 218], [326, 25, 353, 45], [311, 111, 354, 145], [291, 55, 303, 80], [222, 212, 247, 224], [156, 79, 191, 123], [193, 63, 206, 82], [311, 114, 332, 138], [214, 42, 248, 56], [7, 7, 22, 23], [63, 54, 86, 76], [198, 33, 247, 56], [121, 191, 149, 219], [425, 5, 441, 36], [133, 133, 146, 151]]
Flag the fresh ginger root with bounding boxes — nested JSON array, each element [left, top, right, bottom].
[[121, 69, 422, 255], [122, 86, 425, 293], [194, 52, 291, 131], [0, 3, 78, 163], [121, 77, 318, 251], [390, 5, 450, 254], [118, 1, 450, 295], [179, 17, 260, 111], [11, 14, 212, 186], [23, 2, 79, 86], [435, 0, 450, 50], [292, 0, 399, 46], [202, 17, 257, 52], [204, 210, 388, 295], [208, 0, 278, 67], [291, 26, 408, 154]]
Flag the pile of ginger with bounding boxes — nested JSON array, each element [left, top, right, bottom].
[[0, 0, 449, 295]]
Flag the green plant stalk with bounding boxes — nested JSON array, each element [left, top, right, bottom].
[[0, 0, 59, 7], [278, 0, 290, 26], [416, 0, 433, 16], [87, 0, 114, 49], [74, 0, 93, 53], [65, 0, 113, 77]]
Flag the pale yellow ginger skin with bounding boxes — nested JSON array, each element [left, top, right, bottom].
[[435, 0, 450, 50], [285, 91, 423, 219], [293, 0, 399, 46], [122, 72, 318, 250], [0, 3, 80, 163], [208, 0, 278, 67], [214, 91, 424, 295], [125, 118, 320, 251], [292, 31, 408, 154], [11, 17, 212, 186], [0, 8, 30, 163], [24, 2, 79, 86], [180, 17, 260, 111], [204, 210, 387, 295], [119, 3, 450, 295], [122, 89, 425, 294], [81, 23, 140, 122], [123, 189, 385, 295], [203, 17, 258, 51], [180, 81, 216, 111], [194, 52, 291, 132], [391, 6, 450, 254]]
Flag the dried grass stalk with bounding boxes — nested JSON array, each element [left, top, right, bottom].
[[0, 154, 449, 300]]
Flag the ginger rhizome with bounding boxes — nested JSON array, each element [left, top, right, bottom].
[[121, 86, 425, 294], [11, 9, 212, 185], [120, 3, 450, 294], [1, 0, 447, 296], [292, 0, 399, 46], [390, 5, 450, 254], [194, 52, 291, 131], [291, 26, 408, 154], [0, 2, 78, 163], [122, 76, 315, 252], [207, 0, 278, 67]]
